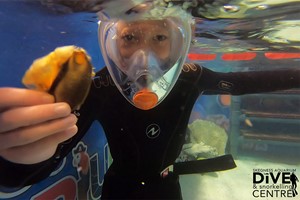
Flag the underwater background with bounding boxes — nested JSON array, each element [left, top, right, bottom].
[[0, 0, 299, 199]]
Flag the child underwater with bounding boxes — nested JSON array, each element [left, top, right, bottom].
[[0, 1, 300, 199]]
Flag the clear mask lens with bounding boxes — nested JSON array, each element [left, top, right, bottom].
[[99, 17, 191, 110]]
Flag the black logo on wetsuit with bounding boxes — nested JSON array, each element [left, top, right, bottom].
[[146, 124, 160, 139], [218, 80, 233, 91]]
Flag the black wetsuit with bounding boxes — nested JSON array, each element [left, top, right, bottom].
[[0, 64, 299, 199]]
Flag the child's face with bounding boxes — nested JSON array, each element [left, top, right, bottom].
[[99, 16, 192, 110], [116, 19, 173, 62]]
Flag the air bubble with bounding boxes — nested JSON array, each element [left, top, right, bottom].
[[256, 4, 269, 10], [223, 5, 240, 13]]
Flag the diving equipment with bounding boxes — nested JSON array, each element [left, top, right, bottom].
[[98, 2, 193, 110]]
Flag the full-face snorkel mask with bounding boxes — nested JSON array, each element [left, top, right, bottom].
[[98, 2, 193, 110]]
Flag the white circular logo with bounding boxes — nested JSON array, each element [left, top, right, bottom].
[[146, 124, 160, 139]]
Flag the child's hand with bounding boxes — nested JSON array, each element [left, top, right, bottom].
[[0, 88, 78, 164]]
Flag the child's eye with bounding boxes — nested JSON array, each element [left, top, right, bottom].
[[122, 34, 135, 41], [154, 35, 167, 41]]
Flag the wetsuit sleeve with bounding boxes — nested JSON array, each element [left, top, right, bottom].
[[197, 65, 300, 95], [0, 107, 94, 188], [0, 82, 97, 188], [0, 155, 60, 188]]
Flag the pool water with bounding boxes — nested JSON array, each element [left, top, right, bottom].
[[181, 1, 300, 199]]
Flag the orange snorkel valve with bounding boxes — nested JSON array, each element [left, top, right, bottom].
[[133, 88, 158, 110]]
